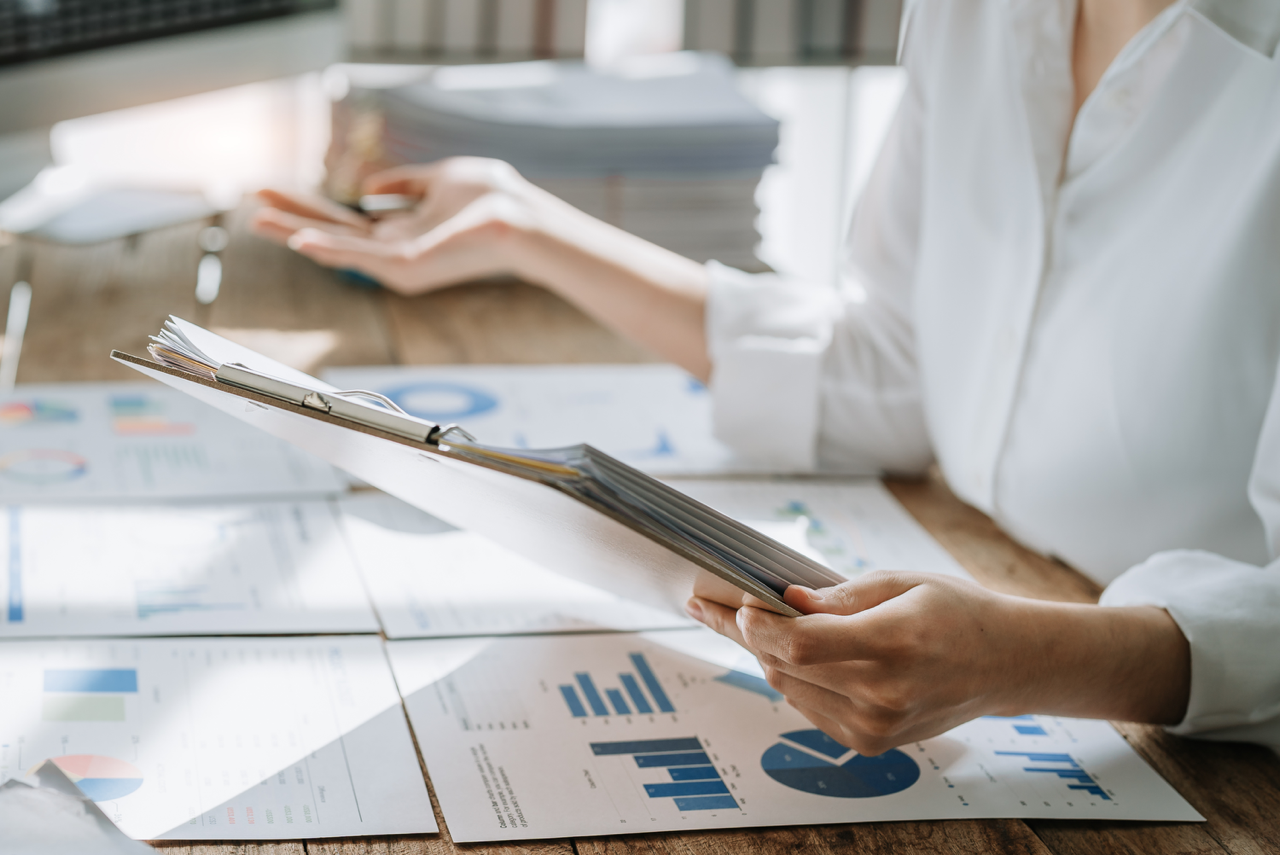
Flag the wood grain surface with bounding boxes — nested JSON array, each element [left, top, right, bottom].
[[7, 202, 1277, 854]]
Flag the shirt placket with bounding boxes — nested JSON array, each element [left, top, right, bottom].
[[964, 0, 1074, 510]]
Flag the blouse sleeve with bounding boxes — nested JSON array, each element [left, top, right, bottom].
[[1100, 358, 1280, 747], [704, 17, 933, 476]]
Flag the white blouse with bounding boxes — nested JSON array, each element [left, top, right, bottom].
[[705, 0, 1280, 745]]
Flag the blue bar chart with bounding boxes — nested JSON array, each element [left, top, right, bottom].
[[995, 751, 1111, 800], [983, 714, 1050, 737], [42, 667, 138, 722], [559, 652, 675, 719], [590, 737, 739, 813]]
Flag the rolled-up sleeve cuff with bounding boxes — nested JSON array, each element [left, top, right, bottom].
[[1100, 549, 1280, 742], [704, 261, 837, 470]]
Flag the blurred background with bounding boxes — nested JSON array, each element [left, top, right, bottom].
[[0, 0, 906, 292]]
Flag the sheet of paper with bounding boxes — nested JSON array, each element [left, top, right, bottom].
[[322, 364, 759, 475], [339, 491, 693, 637], [0, 637, 436, 840], [0, 382, 342, 501], [1, 761, 156, 855], [387, 631, 1201, 842], [0, 501, 380, 637], [671, 479, 970, 580]]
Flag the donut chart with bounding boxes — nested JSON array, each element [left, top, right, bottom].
[[50, 754, 144, 801], [761, 729, 920, 798], [0, 449, 88, 483], [384, 382, 499, 422]]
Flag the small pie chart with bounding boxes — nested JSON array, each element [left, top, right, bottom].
[[0, 449, 88, 483], [761, 729, 920, 798], [384, 381, 499, 421], [50, 754, 144, 801]]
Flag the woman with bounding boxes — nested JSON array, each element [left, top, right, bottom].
[[254, 0, 1280, 753]]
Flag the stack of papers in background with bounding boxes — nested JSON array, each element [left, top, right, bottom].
[[329, 52, 779, 270]]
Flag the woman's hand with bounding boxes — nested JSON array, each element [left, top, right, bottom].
[[250, 157, 543, 295], [686, 570, 1191, 755], [251, 156, 714, 380]]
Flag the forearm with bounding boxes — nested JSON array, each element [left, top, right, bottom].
[[512, 185, 712, 381], [999, 599, 1191, 725]]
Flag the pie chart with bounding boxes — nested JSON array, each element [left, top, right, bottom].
[[384, 381, 499, 421], [50, 754, 144, 801], [0, 449, 88, 483], [761, 729, 920, 798]]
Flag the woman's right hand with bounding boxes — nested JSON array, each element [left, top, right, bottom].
[[253, 155, 712, 379], [250, 157, 544, 295]]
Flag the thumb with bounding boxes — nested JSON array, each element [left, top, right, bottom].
[[784, 571, 924, 616]]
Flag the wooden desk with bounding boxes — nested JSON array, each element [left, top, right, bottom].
[[4, 206, 1278, 855]]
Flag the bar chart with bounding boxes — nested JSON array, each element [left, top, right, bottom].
[[42, 667, 137, 723], [590, 737, 740, 813], [984, 714, 1049, 737], [559, 652, 675, 719], [995, 751, 1111, 800]]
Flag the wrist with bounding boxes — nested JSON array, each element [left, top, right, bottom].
[[990, 597, 1190, 724]]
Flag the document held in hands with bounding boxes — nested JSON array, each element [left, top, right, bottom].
[[339, 479, 968, 639], [113, 318, 848, 618]]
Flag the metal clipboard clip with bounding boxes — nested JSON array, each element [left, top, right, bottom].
[[214, 362, 443, 444]]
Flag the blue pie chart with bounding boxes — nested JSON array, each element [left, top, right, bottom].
[[383, 382, 499, 421], [761, 729, 920, 798]]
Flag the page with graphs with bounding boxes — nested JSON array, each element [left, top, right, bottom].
[[387, 630, 1199, 842], [0, 383, 342, 501], [0, 637, 435, 840], [0, 501, 379, 636], [322, 364, 747, 476]]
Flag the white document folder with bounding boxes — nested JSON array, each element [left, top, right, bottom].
[[113, 319, 846, 617]]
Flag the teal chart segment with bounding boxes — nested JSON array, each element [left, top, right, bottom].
[[761, 729, 920, 798]]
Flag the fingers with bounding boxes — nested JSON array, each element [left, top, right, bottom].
[[361, 163, 437, 197], [735, 606, 882, 666], [784, 698, 901, 757], [286, 229, 408, 284], [255, 189, 370, 229], [784, 570, 927, 617], [685, 597, 747, 647], [251, 208, 370, 246]]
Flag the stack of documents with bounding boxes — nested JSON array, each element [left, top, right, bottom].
[[331, 53, 779, 270]]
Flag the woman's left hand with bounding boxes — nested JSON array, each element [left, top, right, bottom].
[[686, 571, 1043, 756], [687, 568, 1191, 755]]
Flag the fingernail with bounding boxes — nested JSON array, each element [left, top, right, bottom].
[[287, 234, 307, 251], [684, 599, 703, 621]]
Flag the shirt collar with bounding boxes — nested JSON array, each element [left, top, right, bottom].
[[1192, 0, 1280, 56]]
